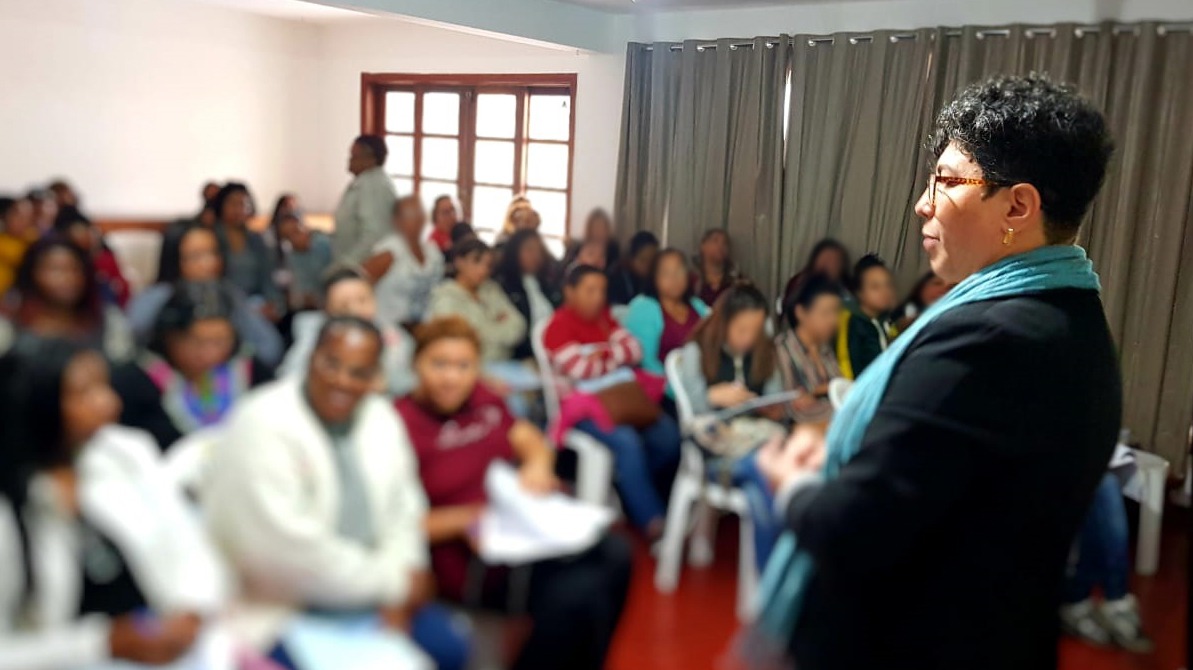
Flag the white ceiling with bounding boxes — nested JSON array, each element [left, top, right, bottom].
[[182, 0, 370, 22], [554, 0, 851, 12]]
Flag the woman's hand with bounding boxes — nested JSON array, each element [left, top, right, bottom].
[[756, 424, 827, 491], [380, 571, 436, 632], [424, 504, 485, 545], [109, 613, 201, 665], [519, 461, 560, 496], [708, 382, 756, 408]]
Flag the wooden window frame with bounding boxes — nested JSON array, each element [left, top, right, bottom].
[[360, 73, 577, 242]]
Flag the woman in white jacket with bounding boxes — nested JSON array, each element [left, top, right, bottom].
[[0, 336, 230, 670]]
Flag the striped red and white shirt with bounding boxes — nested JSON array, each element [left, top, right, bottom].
[[543, 305, 643, 394]]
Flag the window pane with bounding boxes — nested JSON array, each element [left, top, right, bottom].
[[474, 140, 515, 186], [528, 95, 571, 141], [476, 93, 516, 139], [472, 185, 514, 234], [526, 143, 569, 189], [419, 180, 458, 213], [385, 91, 415, 133], [526, 189, 567, 240], [421, 137, 459, 181], [385, 135, 414, 177], [392, 177, 414, 197], [423, 92, 460, 136]]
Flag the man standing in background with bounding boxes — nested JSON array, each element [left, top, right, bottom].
[[334, 134, 397, 265]]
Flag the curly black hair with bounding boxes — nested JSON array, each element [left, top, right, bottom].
[[930, 74, 1114, 244]]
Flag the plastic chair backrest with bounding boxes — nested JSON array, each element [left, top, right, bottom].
[[610, 304, 630, 324], [664, 349, 695, 426], [828, 377, 853, 411], [531, 319, 561, 423]]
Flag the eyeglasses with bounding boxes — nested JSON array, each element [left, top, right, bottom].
[[926, 173, 1007, 207]]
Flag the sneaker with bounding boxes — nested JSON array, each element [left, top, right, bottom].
[[1097, 596, 1155, 654], [1060, 599, 1112, 646]]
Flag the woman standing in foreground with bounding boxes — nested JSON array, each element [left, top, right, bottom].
[[755, 75, 1120, 670]]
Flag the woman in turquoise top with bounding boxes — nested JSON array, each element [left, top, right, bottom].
[[623, 249, 710, 403]]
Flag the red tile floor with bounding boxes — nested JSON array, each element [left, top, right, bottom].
[[607, 510, 1188, 670]]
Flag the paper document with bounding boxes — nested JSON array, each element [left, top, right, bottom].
[[710, 390, 803, 423], [479, 461, 615, 565], [281, 614, 432, 670]]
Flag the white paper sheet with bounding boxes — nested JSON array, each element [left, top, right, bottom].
[[478, 462, 615, 565]]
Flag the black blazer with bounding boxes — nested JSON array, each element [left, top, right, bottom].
[[784, 289, 1121, 670], [497, 273, 561, 360]]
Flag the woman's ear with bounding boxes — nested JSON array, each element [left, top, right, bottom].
[[1005, 183, 1043, 233]]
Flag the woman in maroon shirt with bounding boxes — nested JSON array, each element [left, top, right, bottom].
[[396, 316, 632, 670]]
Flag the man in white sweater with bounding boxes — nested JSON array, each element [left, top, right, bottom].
[[204, 316, 471, 670]]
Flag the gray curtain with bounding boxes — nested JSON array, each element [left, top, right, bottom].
[[615, 37, 791, 285], [931, 22, 1193, 470], [779, 29, 941, 294], [614, 43, 681, 243]]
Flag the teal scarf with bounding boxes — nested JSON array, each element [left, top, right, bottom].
[[753, 245, 1101, 651]]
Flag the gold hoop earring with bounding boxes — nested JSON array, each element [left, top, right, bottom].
[[1002, 228, 1016, 246]]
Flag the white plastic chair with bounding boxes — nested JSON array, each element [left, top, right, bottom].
[[609, 304, 630, 324], [1119, 447, 1169, 576], [530, 319, 615, 507], [105, 229, 163, 294], [654, 349, 757, 621]]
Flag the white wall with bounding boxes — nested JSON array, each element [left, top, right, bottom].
[[305, 19, 626, 235], [629, 0, 1193, 42], [0, 0, 319, 218]]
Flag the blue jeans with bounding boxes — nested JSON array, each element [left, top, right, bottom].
[[575, 415, 681, 530], [708, 453, 781, 571], [269, 604, 471, 670], [1065, 473, 1130, 603]]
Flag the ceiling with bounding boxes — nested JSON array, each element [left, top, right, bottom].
[[554, 0, 845, 11], [181, 0, 370, 22]]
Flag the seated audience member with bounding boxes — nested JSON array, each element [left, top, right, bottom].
[[280, 268, 415, 397], [204, 317, 469, 670], [158, 181, 220, 279], [837, 253, 898, 379], [427, 238, 526, 363], [623, 248, 709, 398], [569, 239, 608, 272], [565, 208, 621, 270], [3, 236, 135, 362], [607, 231, 659, 306], [0, 337, 230, 670], [676, 284, 785, 568], [55, 209, 130, 308], [429, 195, 462, 253], [265, 192, 301, 255], [212, 182, 283, 320], [1061, 473, 1153, 652], [127, 222, 283, 367], [894, 270, 950, 330], [781, 238, 852, 317], [276, 212, 332, 313], [776, 276, 844, 425], [367, 195, 445, 329], [544, 265, 681, 538], [0, 196, 36, 296], [494, 229, 562, 360], [692, 228, 741, 307], [496, 197, 538, 243], [48, 179, 80, 210], [112, 281, 273, 452], [397, 317, 632, 670], [27, 188, 58, 235]]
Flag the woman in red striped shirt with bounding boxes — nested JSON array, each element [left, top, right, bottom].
[[543, 265, 680, 539]]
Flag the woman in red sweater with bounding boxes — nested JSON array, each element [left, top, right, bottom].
[[396, 317, 632, 670], [543, 264, 681, 539]]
